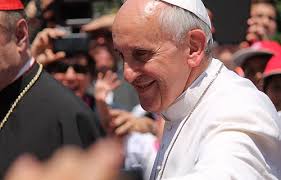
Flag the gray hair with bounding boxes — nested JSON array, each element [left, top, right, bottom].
[[157, 3, 213, 57]]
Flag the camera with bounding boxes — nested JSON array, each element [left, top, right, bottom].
[[52, 0, 93, 55], [53, 32, 90, 55]]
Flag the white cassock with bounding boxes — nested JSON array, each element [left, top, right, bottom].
[[150, 59, 281, 180]]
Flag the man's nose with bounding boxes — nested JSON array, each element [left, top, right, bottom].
[[123, 62, 140, 84], [261, 16, 271, 28], [65, 67, 76, 80]]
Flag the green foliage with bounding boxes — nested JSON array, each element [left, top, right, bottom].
[[92, 0, 122, 18], [272, 32, 281, 43]]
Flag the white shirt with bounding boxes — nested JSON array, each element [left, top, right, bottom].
[[125, 132, 158, 180], [150, 59, 281, 180], [13, 58, 35, 81]]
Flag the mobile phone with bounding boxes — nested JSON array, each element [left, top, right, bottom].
[[53, 32, 90, 55]]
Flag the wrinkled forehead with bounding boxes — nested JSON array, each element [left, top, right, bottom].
[[113, 0, 163, 31], [112, 0, 167, 47]]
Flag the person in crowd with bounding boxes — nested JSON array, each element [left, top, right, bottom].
[[246, 0, 278, 44], [232, 40, 281, 90], [32, 27, 110, 135], [89, 42, 118, 75], [34, 0, 57, 29], [31, 28, 96, 106], [84, 19, 160, 138], [31, 27, 156, 138], [45, 53, 97, 106], [84, 21, 140, 112], [263, 54, 281, 116], [232, 41, 274, 89], [94, 70, 160, 180], [0, 1, 100, 178], [112, 0, 281, 179]]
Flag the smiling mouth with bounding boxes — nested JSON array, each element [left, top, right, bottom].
[[134, 80, 156, 93], [66, 84, 79, 92]]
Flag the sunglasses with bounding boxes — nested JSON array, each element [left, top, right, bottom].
[[46, 61, 89, 74]]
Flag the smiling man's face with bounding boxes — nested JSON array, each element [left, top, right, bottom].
[[112, 0, 191, 113]]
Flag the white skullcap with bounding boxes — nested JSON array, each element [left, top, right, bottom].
[[159, 0, 211, 29]]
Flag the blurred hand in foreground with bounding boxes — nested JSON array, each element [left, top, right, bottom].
[[4, 138, 124, 180]]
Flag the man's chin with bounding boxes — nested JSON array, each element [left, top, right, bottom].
[[139, 98, 162, 113]]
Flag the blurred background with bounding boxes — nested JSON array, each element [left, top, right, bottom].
[[21, 1, 281, 179]]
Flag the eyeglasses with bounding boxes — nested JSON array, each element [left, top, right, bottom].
[[46, 61, 89, 74]]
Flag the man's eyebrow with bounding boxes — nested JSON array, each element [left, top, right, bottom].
[[133, 47, 147, 51], [132, 48, 155, 54], [114, 44, 148, 51], [130, 45, 155, 51]]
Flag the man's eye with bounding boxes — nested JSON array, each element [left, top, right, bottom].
[[268, 16, 276, 21], [134, 49, 147, 56], [132, 49, 153, 61]]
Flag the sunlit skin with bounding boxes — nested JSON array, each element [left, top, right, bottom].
[[251, 3, 277, 36], [0, 12, 30, 91], [264, 75, 281, 111], [112, 0, 208, 113]]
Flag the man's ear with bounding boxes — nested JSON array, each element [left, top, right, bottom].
[[185, 29, 206, 67], [15, 19, 29, 52]]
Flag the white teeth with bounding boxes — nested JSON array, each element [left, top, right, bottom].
[[136, 81, 154, 88]]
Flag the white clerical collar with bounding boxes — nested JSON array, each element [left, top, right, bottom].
[[13, 58, 35, 82], [161, 59, 223, 121]]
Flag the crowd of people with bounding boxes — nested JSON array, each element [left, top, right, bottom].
[[0, 0, 280, 180]]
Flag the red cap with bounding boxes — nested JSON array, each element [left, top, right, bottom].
[[0, 0, 24, 10], [263, 55, 281, 78], [251, 40, 281, 55], [232, 40, 281, 67]]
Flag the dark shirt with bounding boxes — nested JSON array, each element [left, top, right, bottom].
[[0, 63, 101, 178]]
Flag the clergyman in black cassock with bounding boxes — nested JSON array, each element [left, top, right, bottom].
[[0, 63, 101, 178]]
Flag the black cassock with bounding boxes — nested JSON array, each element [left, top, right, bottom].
[[0, 63, 101, 178]]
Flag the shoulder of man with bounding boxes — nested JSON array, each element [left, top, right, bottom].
[[205, 68, 280, 140], [35, 70, 102, 146]]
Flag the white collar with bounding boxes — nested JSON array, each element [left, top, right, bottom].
[[161, 59, 223, 121], [13, 58, 35, 81]]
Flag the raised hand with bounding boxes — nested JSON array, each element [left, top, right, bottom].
[[109, 109, 157, 136], [94, 71, 121, 133], [31, 28, 66, 66], [94, 71, 121, 101]]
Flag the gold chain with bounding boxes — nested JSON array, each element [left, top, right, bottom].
[[0, 63, 43, 130]]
